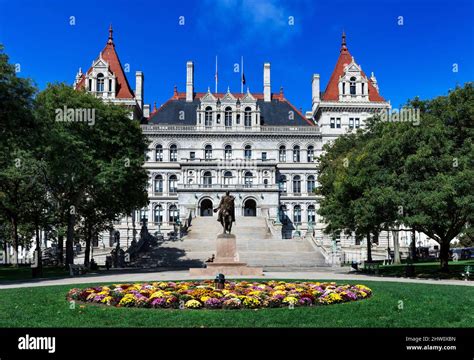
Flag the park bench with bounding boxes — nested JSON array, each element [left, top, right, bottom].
[[363, 260, 384, 274], [69, 264, 87, 277], [462, 265, 472, 280]]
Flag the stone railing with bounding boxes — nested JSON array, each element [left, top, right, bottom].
[[142, 124, 321, 135]]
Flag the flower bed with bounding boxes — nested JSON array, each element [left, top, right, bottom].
[[66, 281, 372, 310]]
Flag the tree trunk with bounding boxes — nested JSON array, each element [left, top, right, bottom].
[[411, 229, 417, 261], [84, 223, 91, 267], [366, 232, 372, 262], [65, 211, 75, 265], [439, 239, 450, 272], [57, 233, 64, 265], [392, 229, 401, 264], [34, 222, 43, 277], [10, 216, 19, 267]]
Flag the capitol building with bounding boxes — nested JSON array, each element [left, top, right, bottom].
[[73, 27, 423, 265]]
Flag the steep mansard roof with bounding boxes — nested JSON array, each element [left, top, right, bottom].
[[147, 92, 315, 127], [75, 25, 135, 99], [322, 32, 385, 102]]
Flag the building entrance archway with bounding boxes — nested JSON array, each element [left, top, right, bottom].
[[243, 199, 257, 217], [200, 198, 213, 216]]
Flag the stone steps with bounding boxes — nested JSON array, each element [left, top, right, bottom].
[[131, 216, 328, 268]]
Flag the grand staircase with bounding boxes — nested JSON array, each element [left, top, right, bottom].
[[132, 216, 328, 269]]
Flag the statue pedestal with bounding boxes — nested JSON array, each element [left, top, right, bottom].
[[189, 234, 263, 276]]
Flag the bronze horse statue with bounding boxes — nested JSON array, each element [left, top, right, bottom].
[[214, 191, 235, 234]]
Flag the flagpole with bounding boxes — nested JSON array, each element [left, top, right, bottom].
[[215, 56, 218, 93], [241, 56, 244, 94]]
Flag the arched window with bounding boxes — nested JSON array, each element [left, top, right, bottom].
[[307, 175, 315, 193], [96, 73, 104, 92], [244, 171, 253, 188], [350, 77, 356, 95], [204, 145, 212, 160], [244, 107, 252, 128], [225, 107, 232, 128], [223, 171, 232, 186], [279, 145, 286, 162], [168, 205, 179, 224], [154, 175, 163, 194], [293, 175, 301, 194], [307, 205, 316, 224], [169, 144, 177, 162], [168, 175, 177, 194], [293, 145, 300, 162], [224, 145, 232, 160], [154, 205, 163, 224], [293, 205, 301, 224], [203, 171, 212, 188], [155, 144, 163, 162], [307, 145, 314, 162], [139, 207, 148, 222], [244, 145, 252, 160], [278, 175, 287, 193], [205, 106, 212, 127]]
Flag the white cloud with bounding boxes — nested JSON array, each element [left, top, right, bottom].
[[197, 0, 308, 48]]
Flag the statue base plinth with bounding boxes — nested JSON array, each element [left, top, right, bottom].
[[189, 233, 263, 276]]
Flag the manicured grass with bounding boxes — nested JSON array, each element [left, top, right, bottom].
[[0, 266, 70, 282], [362, 260, 474, 280], [0, 280, 472, 327]]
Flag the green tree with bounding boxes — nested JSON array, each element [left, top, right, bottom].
[[35, 84, 149, 266], [317, 84, 474, 271]]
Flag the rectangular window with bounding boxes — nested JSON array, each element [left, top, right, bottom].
[[361, 83, 365, 95], [190, 152, 195, 160], [109, 79, 112, 92], [88, 79, 92, 91], [262, 152, 267, 161], [330, 118, 335, 129], [349, 118, 354, 129], [342, 83, 345, 95], [355, 118, 360, 128], [336, 118, 341, 128]]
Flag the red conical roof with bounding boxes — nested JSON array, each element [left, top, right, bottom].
[[75, 25, 135, 99], [322, 32, 385, 102]]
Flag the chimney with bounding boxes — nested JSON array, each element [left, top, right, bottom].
[[143, 104, 150, 118], [263, 62, 271, 102], [312, 74, 320, 112], [135, 71, 144, 109], [186, 61, 194, 102]]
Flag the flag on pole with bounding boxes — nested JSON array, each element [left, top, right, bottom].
[[215, 56, 218, 93], [241, 56, 244, 93]]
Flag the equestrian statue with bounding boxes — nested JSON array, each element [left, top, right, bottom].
[[214, 191, 236, 234]]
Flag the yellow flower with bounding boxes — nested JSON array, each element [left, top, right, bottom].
[[282, 296, 298, 305], [185, 300, 202, 309], [101, 296, 112, 304]]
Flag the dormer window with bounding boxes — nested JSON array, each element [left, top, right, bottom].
[[97, 73, 105, 92], [350, 77, 356, 95], [244, 107, 252, 128], [205, 107, 212, 127], [225, 107, 232, 127]]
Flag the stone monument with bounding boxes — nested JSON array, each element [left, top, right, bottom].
[[189, 191, 263, 276]]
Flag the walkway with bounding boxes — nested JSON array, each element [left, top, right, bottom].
[[0, 269, 472, 289]]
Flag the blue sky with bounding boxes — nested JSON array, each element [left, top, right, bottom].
[[0, 0, 472, 110]]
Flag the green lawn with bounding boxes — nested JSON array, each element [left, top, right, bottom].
[[0, 266, 70, 282], [0, 280, 472, 327], [361, 260, 474, 280]]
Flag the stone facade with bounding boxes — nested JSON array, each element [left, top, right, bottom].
[[75, 28, 435, 263]]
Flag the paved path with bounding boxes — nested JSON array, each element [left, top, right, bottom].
[[0, 269, 472, 289]]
